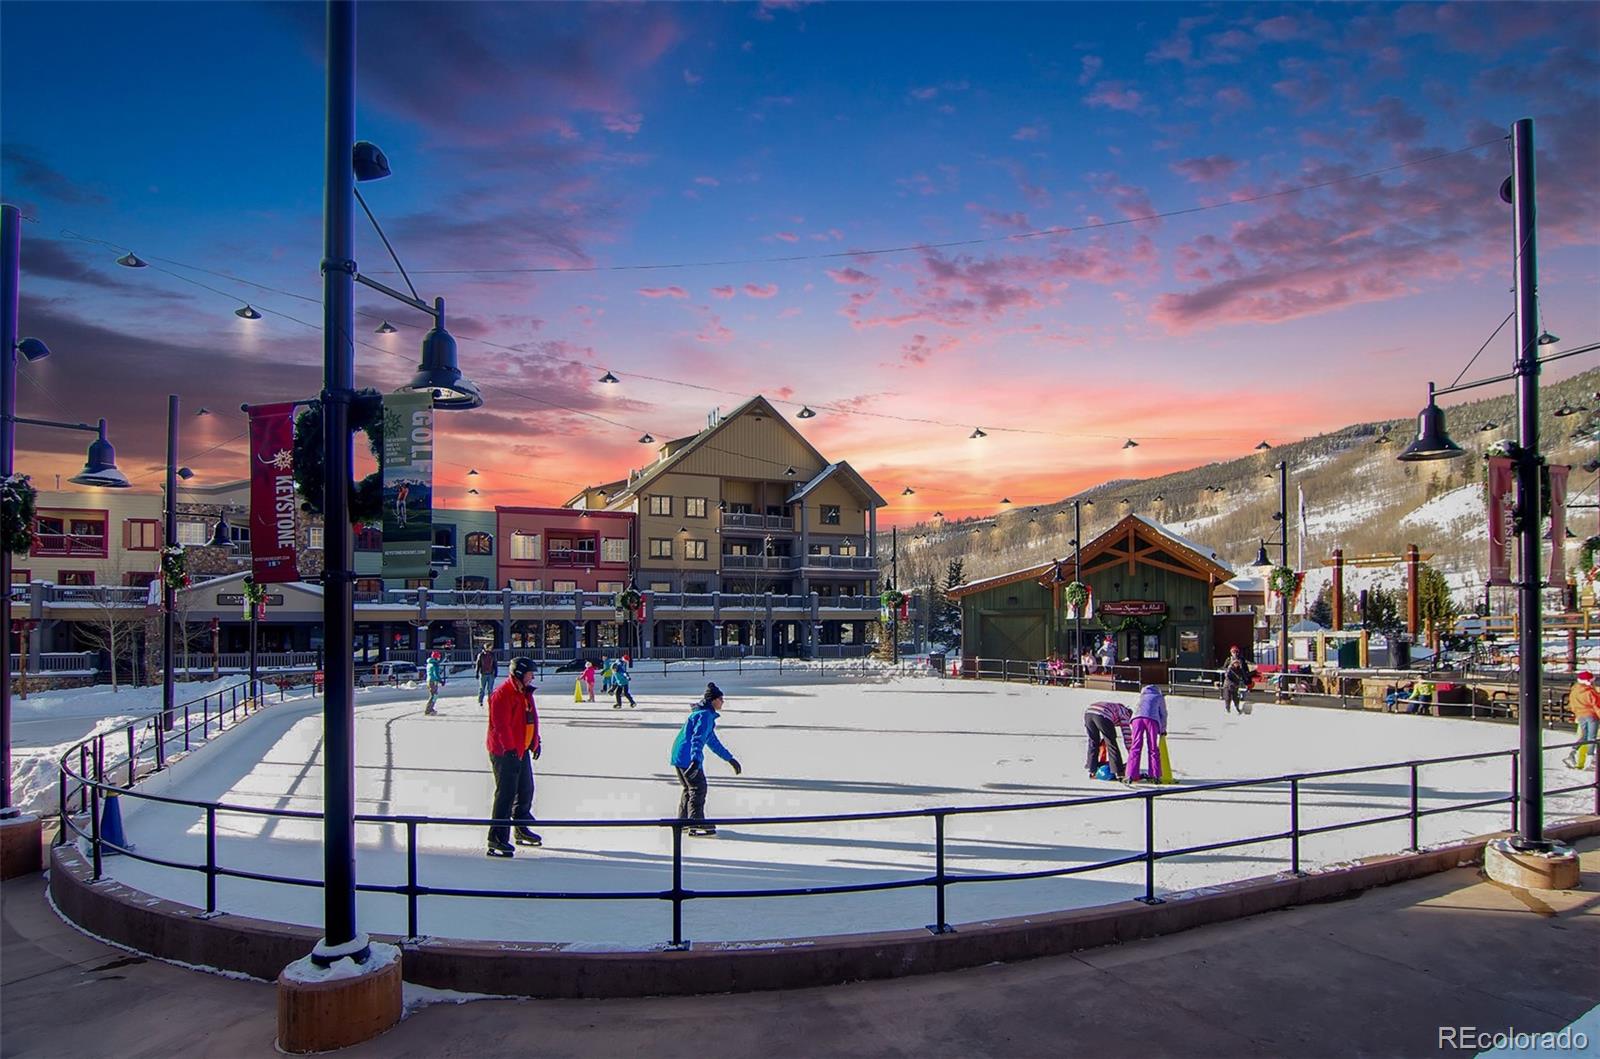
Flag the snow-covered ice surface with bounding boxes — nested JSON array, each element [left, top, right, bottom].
[[100, 671, 1594, 948], [7, 677, 257, 815]]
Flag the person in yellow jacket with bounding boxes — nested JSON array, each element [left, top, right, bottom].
[[1563, 670, 1599, 770]]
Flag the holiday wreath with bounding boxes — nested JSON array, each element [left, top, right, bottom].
[[613, 587, 643, 614], [293, 389, 385, 525], [159, 545, 191, 592], [1063, 581, 1089, 613]]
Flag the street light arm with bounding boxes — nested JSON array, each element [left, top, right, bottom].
[[1, 414, 100, 435], [353, 186, 420, 304], [353, 271, 436, 317], [1433, 341, 1600, 397]]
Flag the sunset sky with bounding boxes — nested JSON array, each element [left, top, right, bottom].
[[3, 1, 1597, 523]]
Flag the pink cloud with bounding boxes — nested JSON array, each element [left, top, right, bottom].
[[773, 231, 800, 243], [910, 86, 939, 101], [1215, 86, 1251, 109], [967, 204, 1032, 232], [1078, 55, 1103, 85], [639, 285, 689, 299], [1085, 82, 1146, 112], [777, 306, 802, 319], [897, 333, 960, 367], [1011, 124, 1045, 141], [825, 267, 875, 285], [1171, 155, 1241, 183], [693, 175, 719, 187], [743, 283, 779, 298], [709, 285, 736, 299]]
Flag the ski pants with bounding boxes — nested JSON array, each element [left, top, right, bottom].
[[675, 763, 708, 821], [1127, 717, 1161, 781], [1575, 717, 1598, 769], [426, 680, 442, 712], [488, 750, 534, 846], [615, 682, 637, 707], [1084, 713, 1124, 777]]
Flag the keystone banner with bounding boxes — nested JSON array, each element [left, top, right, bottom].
[[1547, 463, 1570, 584], [1486, 456, 1515, 586], [381, 390, 434, 579], [248, 402, 300, 584]]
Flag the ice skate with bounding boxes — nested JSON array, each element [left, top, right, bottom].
[[514, 827, 542, 847], [486, 840, 514, 858]]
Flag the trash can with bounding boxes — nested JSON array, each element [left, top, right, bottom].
[[929, 652, 946, 674]]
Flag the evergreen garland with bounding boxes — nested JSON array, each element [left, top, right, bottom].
[[293, 390, 385, 525], [1581, 535, 1600, 581], [159, 546, 191, 592], [1, 474, 37, 556], [1097, 612, 1167, 634]]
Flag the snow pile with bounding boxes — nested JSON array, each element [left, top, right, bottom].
[[100, 676, 1595, 946], [281, 941, 400, 984], [402, 983, 507, 1012]]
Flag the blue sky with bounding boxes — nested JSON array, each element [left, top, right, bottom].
[[3, 1, 1597, 516]]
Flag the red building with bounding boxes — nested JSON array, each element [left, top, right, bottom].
[[495, 506, 636, 593]]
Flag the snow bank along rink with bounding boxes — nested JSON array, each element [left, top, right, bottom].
[[101, 669, 1594, 948]]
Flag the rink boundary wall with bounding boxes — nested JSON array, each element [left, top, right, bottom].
[[48, 816, 1600, 999]]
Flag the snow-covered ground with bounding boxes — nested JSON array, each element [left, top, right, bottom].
[[8, 677, 259, 816], [97, 672, 1594, 948]]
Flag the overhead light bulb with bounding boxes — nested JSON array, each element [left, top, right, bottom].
[[116, 252, 147, 268], [375, 320, 398, 334], [235, 304, 262, 320], [599, 370, 620, 384], [797, 405, 816, 419]]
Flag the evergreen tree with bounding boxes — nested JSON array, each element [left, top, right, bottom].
[[931, 557, 966, 649], [1416, 563, 1458, 650]]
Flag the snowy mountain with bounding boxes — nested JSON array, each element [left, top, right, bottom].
[[884, 368, 1600, 607]]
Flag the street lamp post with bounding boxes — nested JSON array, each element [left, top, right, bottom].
[[890, 525, 898, 664], [1277, 460, 1290, 698], [1072, 498, 1090, 677]]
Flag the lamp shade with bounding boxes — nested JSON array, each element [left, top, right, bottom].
[[408, 324, 483, 410], [207, 517, 233, 548], [1396, 398, 1465, 461], [69, 421, 131, 488], [797, 405, 816, 419], [1254, 540, 1270, 567]]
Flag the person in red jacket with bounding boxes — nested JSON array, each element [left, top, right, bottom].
[[486, 656, 542, 857]]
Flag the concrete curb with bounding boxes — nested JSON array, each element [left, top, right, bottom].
[[49, 815, 1599, 998]]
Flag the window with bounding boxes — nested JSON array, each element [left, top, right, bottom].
[[124, 519, 160, 551], [649, 495, 672, 516], [685, 540, 707, 561], [726, 541, 752, 556], [33, 512, 108, 557], [816, 583, 834, 597], [598, 581, 624, 594], [355, 526, 383, 551], [808, 544, 832, 556], [307, 526, 325, 550], [228, 523, 251, 546], [405, 578, 433, 589], [839, 540, 859, 557], [124, 571, 157, 588], [465, 532, 493, 556], [176, 521, 209, 546], [821, 505, 841, 525], [649, 538, 672, 559], [510, 532, 541, 561], [553, 580, 576, 593], [601, 537, 628, 563], [685, 497, 707, 518], [685, 581, 708, 593], [509, 578, 541, 592], [354, 577, 383, 598], [728, 503, 752, 515], [59, 570, 95, 586], [456, 575, 489, 591], [650, 581, 672, 593], [1179, 630, 1201, 654], [11, 569, 29, 584]]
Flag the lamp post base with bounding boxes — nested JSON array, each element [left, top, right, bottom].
[[1483, 837, 1580, 891], [277, 941, 403, 1053], [0, 811, 43, 879]]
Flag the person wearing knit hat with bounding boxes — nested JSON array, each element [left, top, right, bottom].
[[668, 683, 742, 835], [1563, 671, 1599, 770]]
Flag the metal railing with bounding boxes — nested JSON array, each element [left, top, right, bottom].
[[801, 555, 876, 571], [9, 650, 98, 675], [720, 554, 793, 571], [57, 689, 1598, 947], [44, 584, 149, 605], [721, 512, 794, 532]]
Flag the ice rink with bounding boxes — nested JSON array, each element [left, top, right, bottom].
[[100, 669, 1595, 948]]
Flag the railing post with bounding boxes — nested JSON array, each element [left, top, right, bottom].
[[406, 819, 419, 940], [205, 805, 218, 913], [1509, 750, 1519, 832], [927, 811, 952, 934], [1290, 777, 1302, 875], [125, 724, 136, 787], [669, 822, 687, 950], [183, 704, 191, 751], [1139, 791, 1163, 904], [89, 780, 102, 880], [77, 744, 87, 812], [1408, 763, 1420, 851], [154, 705, 166, 772]]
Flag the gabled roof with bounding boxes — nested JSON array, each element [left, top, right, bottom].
[[788, 461, 888, 508], [947, 514, 1232, 600], [574, 395, 836, 510]]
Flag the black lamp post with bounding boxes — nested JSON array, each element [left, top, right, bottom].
[[1395, 118, 1595, 851], [2, 200, 132, 815], [1275, 460, 1290, 696], [310, 0, 482, 967], [1071, 497, 1091, 672]]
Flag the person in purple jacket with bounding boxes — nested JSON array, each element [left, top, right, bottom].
[[1126, 685, 1168, 783], [1084, 701, 1133, 780]]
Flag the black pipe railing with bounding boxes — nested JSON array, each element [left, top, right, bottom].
[[57, 678, 1598, 946]]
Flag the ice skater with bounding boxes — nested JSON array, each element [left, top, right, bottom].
[[612, 655, 637, 708], [475, 644, 497, 707], [485, 656, 542, 857], [1084, 700, 1133, 781], [581, 659, 597, 703], [669, 682, 742, 835], [1126, 685, 1168, 783], [1563, 670, 1599, 770], [1221, 645, 1253, 714], [424, 650, 446, 715], [1098, 636, 1116, 674]]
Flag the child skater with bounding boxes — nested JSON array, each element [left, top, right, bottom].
[[1126, 684, 1168, 783], [1083, 700, 1133, 781], [669, 682, 743, 835], [581, 659, 597, 703]]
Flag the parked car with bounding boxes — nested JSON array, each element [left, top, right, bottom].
[[363, 661, 419, 686]]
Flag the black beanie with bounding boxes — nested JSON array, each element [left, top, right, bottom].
[[705, 682, 724, 701]]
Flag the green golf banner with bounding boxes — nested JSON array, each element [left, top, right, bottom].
[[381, 390, 434, 578]]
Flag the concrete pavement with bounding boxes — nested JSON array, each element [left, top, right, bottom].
[[4, 840, 1597, 1059]]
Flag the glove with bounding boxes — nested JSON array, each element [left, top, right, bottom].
[[532, 744, 541, 761], [730, 758, 742, 776]]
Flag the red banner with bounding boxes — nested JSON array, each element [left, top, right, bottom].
[[1100, 600, 1167, 617], [249, 403, 300, 584], [1487, 456, 1515, 587], [1548, 463, 1570, 584]]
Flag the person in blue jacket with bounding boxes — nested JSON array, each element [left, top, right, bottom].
[[424, 651, 446, 715], [612, 655, 638, 709], [669, 682, 742, 835]]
